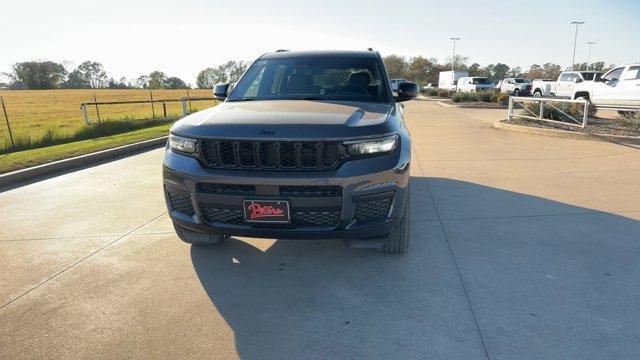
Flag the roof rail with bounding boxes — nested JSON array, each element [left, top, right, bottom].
[[275, 49, 289, 52]]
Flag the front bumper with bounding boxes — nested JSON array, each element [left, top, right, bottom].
[[163, 145, 410, 240]]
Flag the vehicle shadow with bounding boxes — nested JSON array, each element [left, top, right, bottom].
[[190, 176, 640, 359]]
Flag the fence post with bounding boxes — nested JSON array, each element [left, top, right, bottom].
[[149, 90, 156, 118], [93, 93, 101, 123], [507, 96, 513, 121], [539, 99, 544, 119], [1, 96, 15, 148], [162, 101, 167, 118], [181, 98, 188, 116], [582, 100, 588, 128], [81, 103, 91, 124], [186, 89, 192, 112]]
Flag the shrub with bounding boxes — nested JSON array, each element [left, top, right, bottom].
[[437, 90, 453, 98], [425, 88, 439, 96], [478, 91, 493, 103], [522, 100, 596, 124], [495, 93, 510, 105], [619, 111, 640, 127]]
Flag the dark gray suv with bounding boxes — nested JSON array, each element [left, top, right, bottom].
[[163, 50, 418, 253]]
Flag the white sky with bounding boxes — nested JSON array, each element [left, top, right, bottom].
[[2, 0, 639, 85]]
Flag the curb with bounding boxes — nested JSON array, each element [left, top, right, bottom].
[[436, 101, 507, 109], [0, 136, 168, 189], [493, 120, 640, 146]]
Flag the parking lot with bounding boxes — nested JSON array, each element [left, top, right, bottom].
[[1, 99, 640, 359]]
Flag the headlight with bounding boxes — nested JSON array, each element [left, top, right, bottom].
[[169, 134, 197, 154], [345, 135, 398, 156]]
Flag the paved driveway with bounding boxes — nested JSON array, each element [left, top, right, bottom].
[[1, 100, 639, 359]]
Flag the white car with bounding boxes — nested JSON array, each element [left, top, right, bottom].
[[496, 78, 532, 96], [456, 77, 494, 92], [531, 71, 601, 98], [573, 64, 640, 110], [390, 79, 406, 91], [439, 71, 468, 91]]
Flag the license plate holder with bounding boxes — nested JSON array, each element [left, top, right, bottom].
[[243, 199, 291, 224]]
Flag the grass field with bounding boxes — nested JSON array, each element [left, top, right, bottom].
[[0, 89, 216, 151], [0, 122, 172, 174]]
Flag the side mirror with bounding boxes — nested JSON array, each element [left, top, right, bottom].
[[394, 81, 419, 102], [574, 78, 583, 83], [213, 83, 231, 101]]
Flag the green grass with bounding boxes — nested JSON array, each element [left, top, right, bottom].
[[1, 117, 175, 153], [0, 123, 172, 174]]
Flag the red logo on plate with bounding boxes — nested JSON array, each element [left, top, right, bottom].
[[248, 203, 285, 219]]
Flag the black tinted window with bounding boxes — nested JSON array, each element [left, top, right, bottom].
[[228, 57, 389, 102]]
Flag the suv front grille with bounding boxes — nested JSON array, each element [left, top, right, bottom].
[[199, 140, 342, 170], [355, 198, 392, 223], [202, 205, 341, 228], [167, 192, 195, 216], [279, 186, 342, 197], [197, 183, 256, 196]]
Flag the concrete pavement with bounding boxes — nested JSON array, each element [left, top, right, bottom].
[[1, 100, 639, 359]]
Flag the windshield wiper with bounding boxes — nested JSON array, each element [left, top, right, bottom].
[[228, 98, 256, 102]]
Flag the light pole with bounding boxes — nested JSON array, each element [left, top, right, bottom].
[[450, 37, 460, 72], [586, 41, 596, 70], [570, 21, 585, 70]]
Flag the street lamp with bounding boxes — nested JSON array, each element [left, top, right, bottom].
[[450, 37, 460, 72], [586, 41, 596, 70], [570, 21, 585, 70]]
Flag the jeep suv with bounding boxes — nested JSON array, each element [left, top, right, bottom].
[[163, 50, 418, 253]]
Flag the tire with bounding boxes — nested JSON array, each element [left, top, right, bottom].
[[380, 186, 410, 254], [173, 222, 225, 245], [533, 90, 542, 97], [513, 89, 520, 96]]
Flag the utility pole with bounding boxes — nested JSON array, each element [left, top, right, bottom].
[[586, 41, 596, 70], [450, 37, 460, 72], [570, 21, 585, 70]]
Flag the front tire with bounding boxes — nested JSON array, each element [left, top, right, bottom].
[[513, 89, 520, 96], [173, 223, 225, 245], [380, 187, 410, 254], [533, 90, 542, 97]]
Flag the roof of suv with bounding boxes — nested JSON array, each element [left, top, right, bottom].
[[260, 50, 379, 59]]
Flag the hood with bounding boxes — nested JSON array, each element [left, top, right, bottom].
[[171, 100, 396, 140]]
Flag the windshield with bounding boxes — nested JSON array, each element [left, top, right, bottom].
[[228, 56, 390, 103], [471, 78, 490, 84]]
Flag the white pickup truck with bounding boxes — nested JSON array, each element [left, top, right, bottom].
[[573, 64, 640, 111], [531, 71, 601, 98]]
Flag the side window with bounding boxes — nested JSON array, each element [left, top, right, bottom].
[[624, 66, 640, 80], [244, 67, 265, 97], [559, 73, 572, 82], [603, 67, 624, 83]]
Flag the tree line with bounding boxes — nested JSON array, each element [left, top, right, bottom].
[[2, 56, 613, 90], [382, 54, 613, 85], [0, 59, 249, 91]]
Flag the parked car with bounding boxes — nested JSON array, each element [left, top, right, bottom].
[[164, 50, 419, 254], [439, 71, 468, 91], [531, 71, 602, 98], [456, 77, 494, 92], [573, 64, 640, 111], [390, 78, 407, 91], [496, 78, 532, 96]]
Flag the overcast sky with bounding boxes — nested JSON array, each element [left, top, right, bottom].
[[2, 0, 638, 85]]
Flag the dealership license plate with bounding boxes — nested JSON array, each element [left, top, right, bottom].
[[243, 200, 291, 224]]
